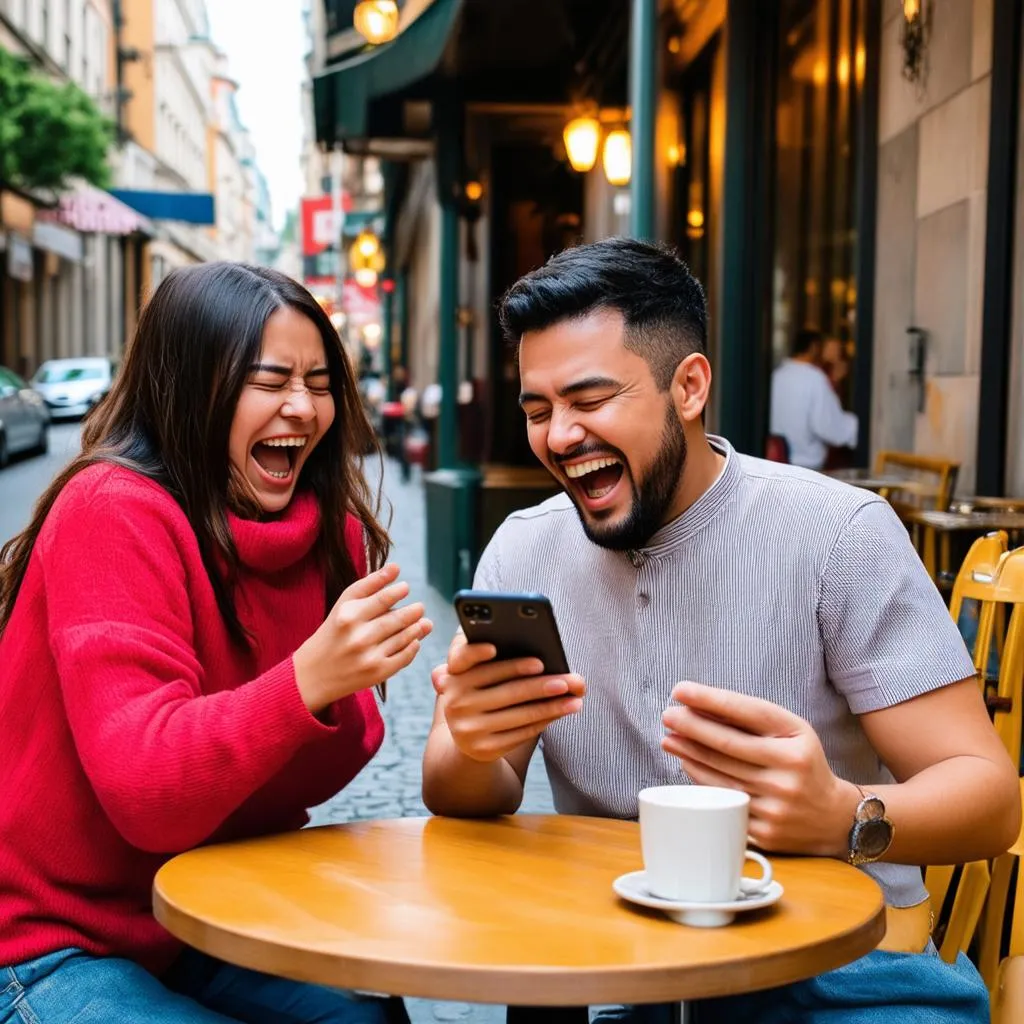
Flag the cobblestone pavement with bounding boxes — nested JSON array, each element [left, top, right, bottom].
[[308, 457, 556, 1024]]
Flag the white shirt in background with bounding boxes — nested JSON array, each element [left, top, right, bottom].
[[769, 358, 858, 470]]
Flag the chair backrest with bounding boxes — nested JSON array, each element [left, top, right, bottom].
[[949, 532, 1009, 626], [933, 860, 992, 962], [977, 778, 1024, 993], [952, 545, 1024, 764], [926, 538, 1021, 962], [873, 450, 960, 511]]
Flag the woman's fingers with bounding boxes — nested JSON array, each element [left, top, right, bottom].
[[363, 602, 427, 645], [338, 563, 401, 602], [381, 618, 433, 658], [381, 638, 422, 677]]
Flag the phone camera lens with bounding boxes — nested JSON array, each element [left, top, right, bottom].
[[520, 605, 538, 619]]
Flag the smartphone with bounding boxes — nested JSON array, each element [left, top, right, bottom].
[[453, 590, 571, 675]]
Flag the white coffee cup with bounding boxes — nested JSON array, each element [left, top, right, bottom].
[[638, 785, 773, 903]]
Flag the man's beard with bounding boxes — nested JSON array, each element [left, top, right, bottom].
[[570, 409, 687, 552]]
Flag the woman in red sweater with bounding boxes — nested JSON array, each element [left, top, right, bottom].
[[0, 264, 431, 1022]]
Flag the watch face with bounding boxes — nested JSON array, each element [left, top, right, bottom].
[[855, 818, 893, 858], [856, 796, 886, 823]]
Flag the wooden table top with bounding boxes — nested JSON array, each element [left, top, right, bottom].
[[951, 497, 1024, 513], [906, 509, 1024, 532], [153, 815, 886, 1006]]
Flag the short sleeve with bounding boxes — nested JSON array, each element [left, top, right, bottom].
[[817, 499, 976, 714]]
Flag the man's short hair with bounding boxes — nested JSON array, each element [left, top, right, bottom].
[[498, 237, 708, 391], [792, 327, 824, 357]]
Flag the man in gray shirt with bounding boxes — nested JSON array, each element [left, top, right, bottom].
[[422, 238, 1017, 1023]]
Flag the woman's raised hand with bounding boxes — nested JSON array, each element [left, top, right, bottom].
[[293, 563, 432, 714]]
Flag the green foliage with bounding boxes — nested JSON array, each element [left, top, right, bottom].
[[0, 47, 115, 192]]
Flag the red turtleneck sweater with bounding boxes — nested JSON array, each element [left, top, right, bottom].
[[0, 464, 384, 974]]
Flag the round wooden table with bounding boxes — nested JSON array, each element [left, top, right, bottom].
[[153, 815, 886, 1007]]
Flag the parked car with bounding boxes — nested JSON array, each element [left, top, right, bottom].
[[0, 366, 49, 468], [31, 357, 115, 419]]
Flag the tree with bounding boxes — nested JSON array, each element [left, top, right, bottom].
[[0, 47, 115, 192]]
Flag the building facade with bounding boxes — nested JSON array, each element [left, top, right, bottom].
[[0, 0, 275, 380], [0, 0, 154, 377], [118, 0, 221, 286]]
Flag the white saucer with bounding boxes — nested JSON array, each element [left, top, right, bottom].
[[612, 870, 784, 928]]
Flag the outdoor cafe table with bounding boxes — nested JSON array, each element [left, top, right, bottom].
[[905, 508, 1024, 583], [826, 468, 935, 498], [153, 815, 886, 1015]]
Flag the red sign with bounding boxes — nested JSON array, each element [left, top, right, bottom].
[[301, 196, 335, 257], [342, 278, 380, 325], [300, 193, 354, 257]]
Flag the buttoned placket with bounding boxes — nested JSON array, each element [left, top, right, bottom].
[[632, 551, 656, 692]]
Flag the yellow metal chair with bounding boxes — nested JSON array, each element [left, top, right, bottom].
[[924, 534, 1014, 963], [931, 543, 1024, 1015], [952, 543, 1024, 763], [948, 532, 1009, 627], [948, 531, 1009, 690], [927, 860, 992, 964], [978, 778, 1024, 1020]]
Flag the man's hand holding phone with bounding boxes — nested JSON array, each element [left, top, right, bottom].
[[433, 633, 586, 763]]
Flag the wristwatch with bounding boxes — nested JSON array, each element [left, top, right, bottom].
[[847, 787, 895, 865]]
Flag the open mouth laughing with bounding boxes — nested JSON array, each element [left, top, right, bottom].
[[561, 454, 627, 510], [250, 435, 309, 486]]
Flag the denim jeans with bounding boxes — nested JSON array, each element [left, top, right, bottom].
[[1, 947, 405, 1023], [591, 943, 989, 1023]]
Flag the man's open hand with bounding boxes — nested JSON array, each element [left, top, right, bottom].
[[662, 681, 859, 857]]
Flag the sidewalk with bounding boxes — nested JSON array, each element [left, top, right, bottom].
[[309, 457, 555, 1024]]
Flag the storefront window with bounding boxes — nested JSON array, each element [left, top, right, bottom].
[[771, 0, 867, 411], [670, 39, 720, 331]]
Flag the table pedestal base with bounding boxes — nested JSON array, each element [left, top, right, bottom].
[[505, 1006, 684, 1023]]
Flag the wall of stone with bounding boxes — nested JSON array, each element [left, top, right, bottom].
[[872, 0, 992, 494], [1004, 21, 1024, 496]]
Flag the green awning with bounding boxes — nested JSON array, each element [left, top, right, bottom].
[[313, 0, 463, 147]]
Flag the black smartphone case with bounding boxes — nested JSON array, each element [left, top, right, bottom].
[[453, 590, 571, 675]]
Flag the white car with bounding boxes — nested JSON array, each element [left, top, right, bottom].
[[31, 357, 115, 419]]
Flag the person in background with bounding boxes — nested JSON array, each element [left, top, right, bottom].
[[0, 263, 430, 1023], [384, 365, 412, 482], [770, 327, 858, 471], [820, 336, 851, 394]]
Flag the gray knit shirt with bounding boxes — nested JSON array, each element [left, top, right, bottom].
[[473, 436, 976, 907]]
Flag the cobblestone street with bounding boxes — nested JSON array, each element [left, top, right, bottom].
[[308, 457, 556, 1024]]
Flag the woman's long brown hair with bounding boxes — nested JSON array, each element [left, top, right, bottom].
[[0, 262, 389, 643]]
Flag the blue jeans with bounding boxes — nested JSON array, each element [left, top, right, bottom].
[[591, 944, 989, 1023], [0, 947, 404, 1023]]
